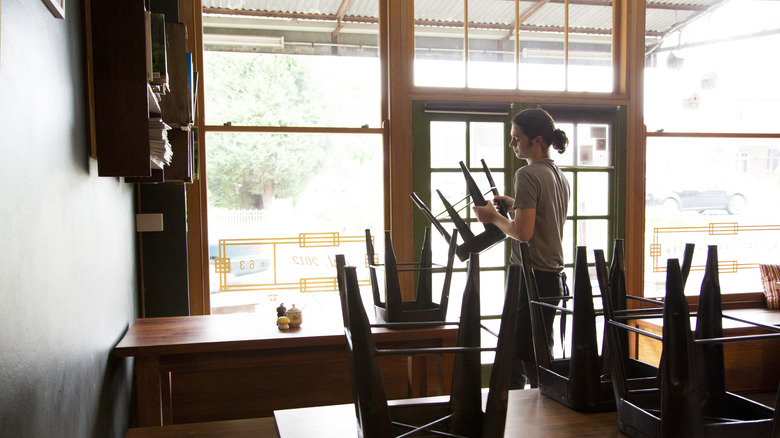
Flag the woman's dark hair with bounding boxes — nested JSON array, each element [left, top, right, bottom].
[[512, 108, 568, 154]]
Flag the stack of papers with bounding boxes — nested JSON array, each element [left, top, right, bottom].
[[149, 117, 173, 169]]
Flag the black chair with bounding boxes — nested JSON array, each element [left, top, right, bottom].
[[411, 159, 508, 262], [336, 252, 521, 437], [365, 227, 457, 323], [523, 241, 657, 413], [601, 244, 780, 438]]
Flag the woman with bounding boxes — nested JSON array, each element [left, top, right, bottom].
[[472, 108, 570, 389]]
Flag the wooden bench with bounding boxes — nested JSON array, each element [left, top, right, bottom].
[[635, 307, 780, 393]]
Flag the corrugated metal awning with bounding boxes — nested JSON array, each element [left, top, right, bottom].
[[200, 0, 732, 57]]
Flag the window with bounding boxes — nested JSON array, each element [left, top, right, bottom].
[[201, 3, 384, 315], [644, 0, 780, 297], [413, 0, 613, 92]]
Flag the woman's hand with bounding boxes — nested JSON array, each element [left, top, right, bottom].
[[492, 195, 514, 215], [473, 202, 499, 224]]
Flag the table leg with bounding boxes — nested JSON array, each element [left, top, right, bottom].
[[407, 355, 428, 397], [162, 371, 172, 425], [135, 356, 163, 426]]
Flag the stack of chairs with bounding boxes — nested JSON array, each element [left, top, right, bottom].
[[335, 252, 520, 437], [523, 240, 658, 413], [411, 159, 508, 262], [365, 227, 457, 323], [600, 244, 780, 437]]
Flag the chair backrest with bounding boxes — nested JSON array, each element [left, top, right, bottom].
[[336, 259, 394, 438], [336, 251, 521, 438], [482, 263, 521, 437], [601, 244, 780, 438], [659, 258, 705, 437], [567, 246, 603, 405], [523, 243, 608, 411], [518, 242, 554, 370]]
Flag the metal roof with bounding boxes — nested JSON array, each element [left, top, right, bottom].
[[200, 0, 732, 56], [202, 0, 728, 33]]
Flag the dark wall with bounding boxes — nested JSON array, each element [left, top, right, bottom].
[[0, 1, 138, 436], [139, 183, 190, 317]]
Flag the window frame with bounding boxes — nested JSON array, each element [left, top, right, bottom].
[[411, 102, 626, 296], [185, 1, 651, 314]]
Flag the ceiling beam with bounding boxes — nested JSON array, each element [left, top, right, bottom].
[[520, 0, 551, 23], [331, 0, 353, 39]]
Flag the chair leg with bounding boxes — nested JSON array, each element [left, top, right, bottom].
[[569, 247, 602, 407], [447, 253, 484, 437], [660, 259, 705, 438], [339, 265, 394, 438], [694, 245, 727, 414], [483, 264, 522, 438]]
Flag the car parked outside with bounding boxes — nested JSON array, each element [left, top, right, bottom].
[[646, 189, 746, 215]]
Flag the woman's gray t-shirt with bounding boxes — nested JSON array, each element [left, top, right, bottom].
[[508, 159, 570, 272]]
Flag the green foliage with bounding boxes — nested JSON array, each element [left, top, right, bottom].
[[204, 53, 323, 209]]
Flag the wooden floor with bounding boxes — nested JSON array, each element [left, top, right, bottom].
[[126, 417, 277, 437], [126, 389, 628, 437], [274, 389, 627, 438]]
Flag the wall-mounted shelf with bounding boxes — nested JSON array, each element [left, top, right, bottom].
[[88, 0, 194, 182]]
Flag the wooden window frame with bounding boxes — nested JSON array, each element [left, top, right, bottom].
[[183, 0, 649, 314]]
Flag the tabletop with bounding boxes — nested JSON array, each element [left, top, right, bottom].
[[114, 312, 456, 357]]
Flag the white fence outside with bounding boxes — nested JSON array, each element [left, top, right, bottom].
[[209, 209, 267, 227]]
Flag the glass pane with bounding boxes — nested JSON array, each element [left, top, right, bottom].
[[415, 0, 466, 87], [431, 172, 468, 219], [439, 271, 468, 320], [562, 171, 574, 216], [482, 317, 500, 364], [469, 122, 505, 166], [518, 2, 565, 91], [553, 122, 575, 166], [645, 136, 780, 297], [204, 52, 380, 128], [480, 270, 509, 316], [577, 172, 609, 216], [435, 267, 506, 333], [576, 123, 611, 167], [469, 168, 504, 206], [469, 222, 506, 268], [431, 226, 469, 272], [206, 132, 384, 314], [566, 4, 613, 92], [486, 171, 505, 197], [577, 219, 608, 254], [467, 0, 516, 89], [431, 121, 467, 168], [644, 0, 780, 133], [562, 219, 574, 268]]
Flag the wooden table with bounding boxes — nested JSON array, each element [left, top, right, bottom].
[[114, 313, 456, 426], [274, 389, 627, 437]]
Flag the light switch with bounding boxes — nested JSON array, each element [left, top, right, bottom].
[[136, 213, 164, 232]]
